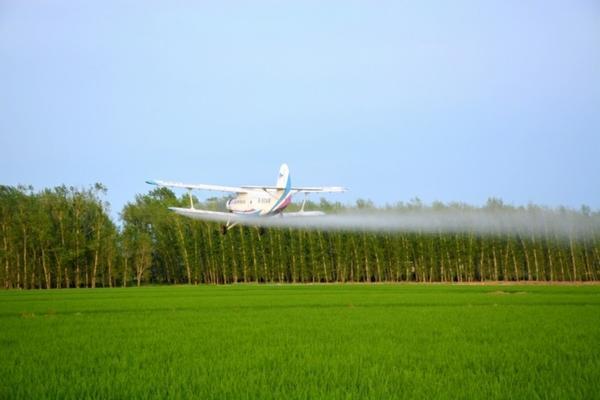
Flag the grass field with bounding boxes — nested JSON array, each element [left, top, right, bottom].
[[1, 284, 599, 399]]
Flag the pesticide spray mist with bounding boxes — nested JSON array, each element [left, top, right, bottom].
[[177, 207, 600, 238], [258, 209, 599, 238]]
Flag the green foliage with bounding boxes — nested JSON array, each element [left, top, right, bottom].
[[1, 185, 599, 288], [115, 192, 599, 285], [0, 285, 599, 399], [0, 184, 117, 289]]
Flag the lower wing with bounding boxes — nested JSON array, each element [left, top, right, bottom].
[[169, 207, 326, 225], [168, 207, 240, 223], [281, 211, 325, 217]]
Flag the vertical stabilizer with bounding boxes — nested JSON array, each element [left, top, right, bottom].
[[276, 164, 291, 190]]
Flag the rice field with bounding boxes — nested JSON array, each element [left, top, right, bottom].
[[1, 284, 599, 399]]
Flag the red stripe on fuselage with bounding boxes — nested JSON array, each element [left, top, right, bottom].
[[273, 194, 292, 213]]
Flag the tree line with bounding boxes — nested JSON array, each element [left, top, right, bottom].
[[1, 184, 599, 289]]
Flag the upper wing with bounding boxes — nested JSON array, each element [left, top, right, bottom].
[[147, 179, 247, 193], [148, 180, 346, 194], [240, 185, 347, 193]]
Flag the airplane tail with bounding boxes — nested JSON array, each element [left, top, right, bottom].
[[276, 164, 291, 190]]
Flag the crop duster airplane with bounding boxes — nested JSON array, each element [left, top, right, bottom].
[[146, 164, 346, 234]]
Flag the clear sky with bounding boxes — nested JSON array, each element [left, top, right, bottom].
[[2, 0, 599, 218]]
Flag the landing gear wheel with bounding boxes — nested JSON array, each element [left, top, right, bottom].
[[220, 225, 228, 235], [258, 227, 266, 236]]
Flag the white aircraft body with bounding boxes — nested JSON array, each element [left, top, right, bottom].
[[146, 164, 346, 232]]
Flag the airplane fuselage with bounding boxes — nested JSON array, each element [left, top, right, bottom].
[[226, 167, 292, 216], [226, 191, 293, 216]]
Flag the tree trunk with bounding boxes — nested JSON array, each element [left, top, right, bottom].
[[58, 213, 66, 288], [22, 229, 28, 290], [2, 226, 10, 289], [479, 242, 485, 282], [75, 207, 80, 288], [492, 242, 499, 281], [91, 219, 102, 288], [41, 248, 51, 289], [204, 225, 214, 284], [230, 238, 238, 283], [268, 230, 276, 283], [290, 230, 296, 283], [55, 254, 62, 289], [136, 251, 145, 287], [107, 255, 113, 288], [362, 234, 370, 282], [519, 237, 531, 281], [547, 243, 555, 282], [175, 219, 192, 284], [239, 227, 248, 282], [455, 235, 463, 283], [531, 235, 540, 281], [511, 243, 520, 282], [569, 235, 577, 281], [277, 230, 284, 283], [123, 257, 128, 287]]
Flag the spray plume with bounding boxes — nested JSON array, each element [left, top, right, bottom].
[[224, 209, 599, 238]]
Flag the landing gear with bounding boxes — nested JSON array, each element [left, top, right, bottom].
[[220, 220, 239, 235], [258, 227, 266, 236]]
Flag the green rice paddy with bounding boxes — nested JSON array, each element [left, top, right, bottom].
[[1, 284, 599, 399]]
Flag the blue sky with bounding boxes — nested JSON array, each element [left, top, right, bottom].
[[2, 0, 599, 217]]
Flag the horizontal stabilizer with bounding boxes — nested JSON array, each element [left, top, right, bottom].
[[291, 187, 347, 194]]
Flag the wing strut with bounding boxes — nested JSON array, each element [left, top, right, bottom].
[[300, 193, 308, 212], [188, 189, 194, 209]]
